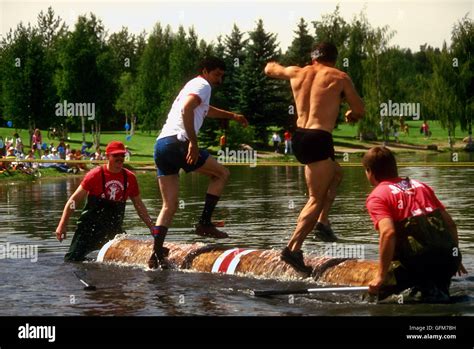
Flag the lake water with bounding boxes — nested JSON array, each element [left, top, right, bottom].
[[0, 164, 473, 316]]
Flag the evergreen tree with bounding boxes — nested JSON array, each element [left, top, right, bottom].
[[136, 24, 172, 131], [237, 19, 283, 143], [283, 18, 314, 67]]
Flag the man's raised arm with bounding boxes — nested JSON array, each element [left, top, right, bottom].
[[264, 62, 300, 80]]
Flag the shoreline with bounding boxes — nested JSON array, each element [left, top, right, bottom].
[[1, 141, 472, 183]]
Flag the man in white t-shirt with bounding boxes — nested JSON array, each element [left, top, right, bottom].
[[150, 57, 249, 269]]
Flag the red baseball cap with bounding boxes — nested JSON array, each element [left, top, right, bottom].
[[106, 141, 126, 155]]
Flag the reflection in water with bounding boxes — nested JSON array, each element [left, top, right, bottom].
[[0, 165, 473, 315]]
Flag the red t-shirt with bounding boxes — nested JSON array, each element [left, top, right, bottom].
[[366, 177, 445, 229], [81, 166, 139, 201], [284, 131, 292, 141]]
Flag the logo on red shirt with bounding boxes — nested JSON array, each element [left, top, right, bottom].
[[104, 180, 125, 201]]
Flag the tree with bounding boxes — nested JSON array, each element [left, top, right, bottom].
[[36, 7, 67, 131], [237, 19, 284, 143], [136, 23, 173, 131], [37, 7, 66, 49], [222, 24, 247, 109], [450, 14, 473, 140], [360, 22, 395, 140], [167, 26, 200, 96], [283, 18, 314, 67], [55, 14, 114, 145], [108, 27, 139, 74], [424, 43, 463, 147], [343, 15, 369, 94], [0, 23, 50, 138], [115, 72, 139, 136], [108, 27, 144, 132], [312, 5, 350, 65]]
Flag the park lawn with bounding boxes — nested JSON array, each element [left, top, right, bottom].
[[333, 120, 469, 149], [1, 120, 469, 163], [0, 167, 74, 182], [0, 127, 158, 161]]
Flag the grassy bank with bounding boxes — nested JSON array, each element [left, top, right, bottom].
[[333, 120, 469, 150], [0, 167, 79, 182], [1, 120, 470, 164]]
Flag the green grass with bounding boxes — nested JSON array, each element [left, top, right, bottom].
[[0, 120, 471, 182], [333, 120, 469, 149], [0, 167, 74, 182], [0, 128, 158, 161], [1, 120, 469, 164]]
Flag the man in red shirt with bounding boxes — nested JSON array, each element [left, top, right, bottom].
[[283, 130, 292, 155], [55, 141, 155, 261], [363, 147, 466, 300]]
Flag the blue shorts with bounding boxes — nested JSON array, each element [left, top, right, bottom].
[[154, 136, 210, 177]]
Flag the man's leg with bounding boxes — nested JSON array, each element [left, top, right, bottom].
[[194, 156, 230, 238], [287, 159, 336, 252], [318, 161, 342, 225], [156, 174, 179, 227], [195, 156, 230, 197], [64, 229, 89, 262], [281, 159, 335, 274], [314, 161, 342, 241], [149, 174, 179, 269]]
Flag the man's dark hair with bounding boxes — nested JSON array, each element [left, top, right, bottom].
[[199, 57, 226, 73], [362, 146, 399, 182], [311, 42, 338, 63]]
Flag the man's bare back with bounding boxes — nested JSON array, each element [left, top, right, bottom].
[[291, 64, 346, 131], [265, 61, 364, 133]]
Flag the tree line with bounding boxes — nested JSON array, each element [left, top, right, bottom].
[[0, 6, 472, 147]]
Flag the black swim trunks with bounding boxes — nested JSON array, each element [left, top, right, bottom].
[[292, 128, 335, 164]]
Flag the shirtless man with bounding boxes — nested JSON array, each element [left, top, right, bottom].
[[264, 42, 365, 274]]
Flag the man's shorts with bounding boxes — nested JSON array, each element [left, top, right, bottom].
[[292, 128, 335, 164], [154, 135, 210, 176]]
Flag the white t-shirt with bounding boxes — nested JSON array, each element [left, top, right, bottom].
[[158, 76, 211, 141]]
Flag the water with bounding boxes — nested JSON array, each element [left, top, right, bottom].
[[0, 165, 473, 316]]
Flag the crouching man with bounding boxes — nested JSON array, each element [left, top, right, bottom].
[[363, 147, 467, 301]]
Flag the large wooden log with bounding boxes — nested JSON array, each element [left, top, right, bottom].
[[97, 237, 378, 285]]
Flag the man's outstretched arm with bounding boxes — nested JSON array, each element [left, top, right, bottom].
[[264, 62, 300, 80], [207, 106, 248, 127]]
